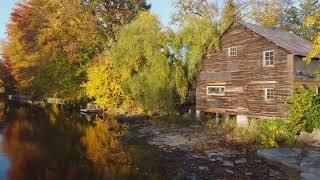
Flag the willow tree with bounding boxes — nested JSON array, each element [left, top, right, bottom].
[[171, 0, 237, 86], [85, 12, 189, 115], [111, 12, 188, 114]]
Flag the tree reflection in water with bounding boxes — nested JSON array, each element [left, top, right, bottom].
[[1, 104, 108, 180], [82, 118, 132, 178], [0, 102, 185, 180]]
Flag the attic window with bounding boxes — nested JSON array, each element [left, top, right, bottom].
[[228, 46, 237, 56], [263, 50, 274, 66]]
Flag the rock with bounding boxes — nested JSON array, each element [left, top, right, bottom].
[[225, 169, 235, 174], [257, 148, 301, 170], [198, 166, 209, 171], [254, 159, 262, 163], [269, 170, 281, 177], [244, 172, 253, 176], [235, 158, 247, 164], [216, 157, 223, 161], [223, 161, 234, 167], [301, 173, 320, 180], [209, 158, 217, 162], [297, 130, 320, 147], [300, 151, 320, 176]]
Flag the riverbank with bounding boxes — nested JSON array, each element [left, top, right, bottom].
[[124, 117, 290, 179]]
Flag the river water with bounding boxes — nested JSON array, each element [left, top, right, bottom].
[[0, 100, 192, 180]]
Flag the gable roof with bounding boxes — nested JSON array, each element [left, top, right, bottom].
[[237, 21, 314, 57]]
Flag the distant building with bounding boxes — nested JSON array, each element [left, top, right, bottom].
[[196, 21, 320, 120]]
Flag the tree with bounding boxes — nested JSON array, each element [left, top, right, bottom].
[[299, 0, 320, 39], [85, 12, 188, 114], [5, 0, 150, 100], [111, 12, 187, 114], [305, 10, 320, 62], [221, 0, 238, 33], [249, 0, 320, 39], [171, 0, 218, 24], [84, 53, 130, 114]]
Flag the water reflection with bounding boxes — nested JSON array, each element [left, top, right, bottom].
[[0, 101, 188, 180], [82, 118, 131, 178]]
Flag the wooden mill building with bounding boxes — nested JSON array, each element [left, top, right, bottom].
[[196, 21, 320, 119]]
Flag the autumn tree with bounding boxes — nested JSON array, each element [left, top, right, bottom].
[[85, 53, 130, 114], [305, 10, 320, 62], [249, 0, 320, 39], [85, 12, 188, 114], [221, 0, 239, 33], [5, 0, 150, 100]]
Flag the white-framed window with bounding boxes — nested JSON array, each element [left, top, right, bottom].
[[207, 86, 225, 96], [228, 46, 237, 56], [263, 50, 274, 66], [264, 88, 274, 100]]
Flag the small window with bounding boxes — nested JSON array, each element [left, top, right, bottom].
[[263, 50, 274, 66], [228, 46, 237, 56], [207, 86, 225, 96], [265, 88, 274, 100]]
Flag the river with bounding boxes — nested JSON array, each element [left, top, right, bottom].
[[0, 100, 195, 180]]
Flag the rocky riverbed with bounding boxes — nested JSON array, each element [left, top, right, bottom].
[[127, 121, 290, 179]]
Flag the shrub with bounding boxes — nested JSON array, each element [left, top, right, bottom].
[[288, 86, 320, 133], [234, 118, 295, 148]]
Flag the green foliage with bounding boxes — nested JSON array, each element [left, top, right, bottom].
[[171, 0, 218, 24], [5, 0, 149, 100], [220, 0, 238, 33], [85, 12, 188, 115], [305, 10, 320, 62], [234, 118, 295, 148], [288, 86, 320, 133], [173, 17, 219, 83], [250, 0, 320, 39]]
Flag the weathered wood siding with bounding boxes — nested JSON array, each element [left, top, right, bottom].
[[196, 22, 294, 118]]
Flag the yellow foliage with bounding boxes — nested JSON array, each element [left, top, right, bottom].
[[252, 1, 281, 27], [0, 80, 4, 94], [84, 53, 130, 114], [82, 118, 129, 165], [305, 10, 320, 62]]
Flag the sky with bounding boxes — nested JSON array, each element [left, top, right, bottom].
[[0, 0, 176, 40], [0, 0, 20, 40], [148, 0, 176, 26]]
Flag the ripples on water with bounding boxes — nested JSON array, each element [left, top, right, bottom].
[[0, 100, 190, 180]]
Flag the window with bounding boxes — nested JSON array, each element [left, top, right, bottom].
[[263, 50, 274, 66], [265, 88, 274, 100], [207, 86, 225, 96], [228, 46, 237, 56]]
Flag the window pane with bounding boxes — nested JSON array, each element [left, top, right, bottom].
[[265, 89, 274, 100], [208, 86, 225, 95]]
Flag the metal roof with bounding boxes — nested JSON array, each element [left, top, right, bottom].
[[238, 21, 314, 57]]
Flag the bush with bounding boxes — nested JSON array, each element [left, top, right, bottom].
[[288, 86, 320, 133], [234, 118, 295, 148]]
